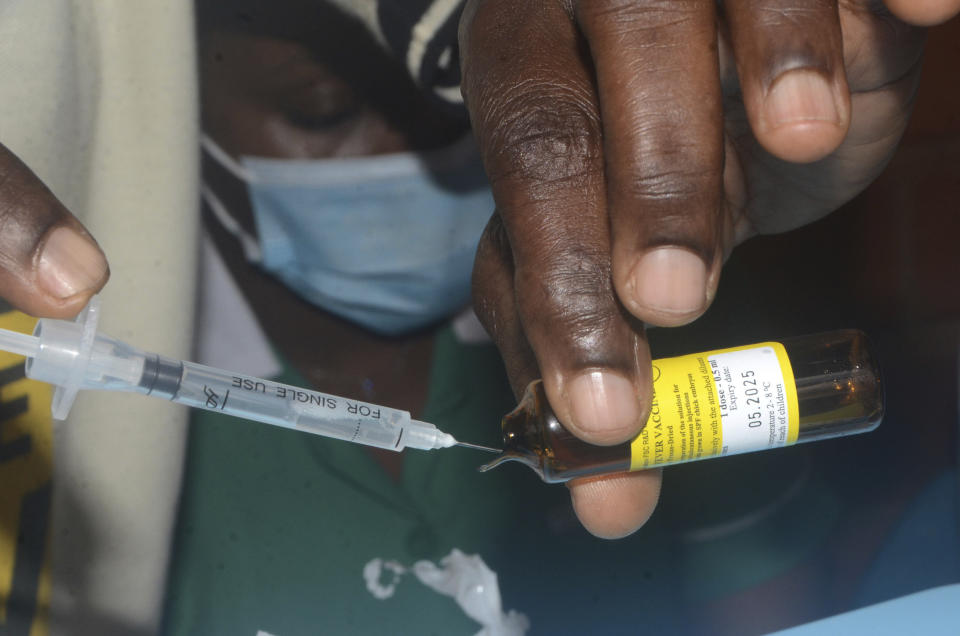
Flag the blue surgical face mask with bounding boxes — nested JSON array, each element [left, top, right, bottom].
[[201, 135, 494, 336]]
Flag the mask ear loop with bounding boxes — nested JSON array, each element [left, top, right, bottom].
[[201, 134, 257, 182], [200, 135, 263, 263]]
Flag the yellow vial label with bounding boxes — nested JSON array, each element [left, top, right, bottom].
[[630, 342, 799, 471]]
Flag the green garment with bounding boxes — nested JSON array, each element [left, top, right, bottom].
[[163, 328, 838, 635]]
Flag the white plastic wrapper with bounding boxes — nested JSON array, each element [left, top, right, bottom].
[[363, 549, 530, 636]]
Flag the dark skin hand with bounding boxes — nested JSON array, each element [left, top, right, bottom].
[[0, 143, 108, 318], [0, 0, 956, 538], [460, 0, 960, 538]]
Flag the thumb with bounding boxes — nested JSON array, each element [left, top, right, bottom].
[[0, 142, 109, 318]]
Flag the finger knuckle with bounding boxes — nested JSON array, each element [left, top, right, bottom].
[[628, 166, 714, 203], [752, 2, 833, 29], [516, 245, 617, 341], [581, 0, 700, 30], [480, 86, 603, 191], [624, 138, 719, 203]]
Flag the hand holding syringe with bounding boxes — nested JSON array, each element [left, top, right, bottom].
[[0, 297, 499, 454]]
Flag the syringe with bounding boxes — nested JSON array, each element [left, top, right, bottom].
[[0, 297, 499, 454]]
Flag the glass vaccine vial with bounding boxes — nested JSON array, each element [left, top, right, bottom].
[[481, 330, 883, 483]]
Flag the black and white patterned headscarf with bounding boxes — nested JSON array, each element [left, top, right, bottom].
[[326, 0, 465, 110]]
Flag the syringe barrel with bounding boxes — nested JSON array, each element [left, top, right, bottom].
[[157, 359, 418, 451], [23, 307, 443, 451]]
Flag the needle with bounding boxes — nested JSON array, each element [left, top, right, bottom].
[[455, 440, 501, 453]]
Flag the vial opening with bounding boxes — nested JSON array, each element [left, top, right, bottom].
[[477, 451, 547, 480], [478, 452, 534, 473]]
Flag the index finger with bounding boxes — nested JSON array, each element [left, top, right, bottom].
[[461, 0, 652, 444]]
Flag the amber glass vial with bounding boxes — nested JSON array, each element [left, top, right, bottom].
[[481, 330, 884, 483]]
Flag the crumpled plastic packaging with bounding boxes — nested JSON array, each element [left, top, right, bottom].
[[363, 549, 530, 636]]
